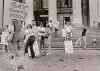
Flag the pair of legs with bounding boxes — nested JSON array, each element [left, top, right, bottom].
[[75, 36, 87, 48], [24, 44, 35, 58], [40, 36, 45, 49], [7, 41, 18, 59], [24, 36, 35, 58]]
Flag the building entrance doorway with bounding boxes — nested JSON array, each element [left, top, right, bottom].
[[39, 17, 48, 27], [63, 16, 71, 27]]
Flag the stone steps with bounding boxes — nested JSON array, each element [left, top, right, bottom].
[[86, 29, 100, 48], [49, 27, 100, 49]]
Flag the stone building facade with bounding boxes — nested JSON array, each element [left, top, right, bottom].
[[34, 0, 100, 29], [0, 0, 34, 31], [0, 0, 100, 30]]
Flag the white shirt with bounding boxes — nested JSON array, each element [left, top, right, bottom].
[[8, 24, 14, 33], [64, 25, 72, 33], [49, 22, 53, 28], [1, 30, 9, 45]]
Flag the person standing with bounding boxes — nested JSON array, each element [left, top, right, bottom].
[[63, 21, 73, 54], [32, 23, 41, 57], [81, 26, 87, 48], [7, 23, 18, 58], [47, 19, 55, 55]]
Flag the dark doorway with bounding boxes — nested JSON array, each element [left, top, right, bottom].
[[64, 17, 70, 22], [39, 17, 48, 27], [63, 16, 71, 27]]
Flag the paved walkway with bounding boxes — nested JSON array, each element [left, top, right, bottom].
[[0, 49, 100, 71]]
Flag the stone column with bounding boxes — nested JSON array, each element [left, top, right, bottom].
[[0, 0, 3, 30], [48, 0, 57, 22], [47, 0, 57, 54], [89, 0, 98, 28], [26, 0, 34, 25], [72, 0, 82, 27], [81, 0, 90, 26]]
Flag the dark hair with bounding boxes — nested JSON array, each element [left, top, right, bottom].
[[82, 28, 87, 36], [27, 24, 32, 29], [49, 20, 52, 23]]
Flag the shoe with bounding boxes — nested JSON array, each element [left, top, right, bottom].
[[46, 52, 51, 55], [15, 67, 19, 71]]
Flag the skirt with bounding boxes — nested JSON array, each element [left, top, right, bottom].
[[64, 40, 73, 54]]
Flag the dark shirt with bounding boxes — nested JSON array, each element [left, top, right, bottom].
[[82, 28, 87, 36], [27, 35, 35, 45]]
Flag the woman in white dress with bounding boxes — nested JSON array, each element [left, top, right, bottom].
[[63, 22, 73, 54]]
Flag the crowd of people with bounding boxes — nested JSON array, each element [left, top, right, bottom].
[[0, 19, 87, 59], [0, 19, 88, 71]]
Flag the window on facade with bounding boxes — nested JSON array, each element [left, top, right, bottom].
[[41, 0, 48, 9], [57, 0, 72, 8], [12, 19, 22, 32], [57, 0, 61, 8], [34, 0, 48, 9], [13, 0, 25, 3], [43, 0, 48, 9]]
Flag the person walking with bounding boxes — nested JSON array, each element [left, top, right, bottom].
[[46, 19, 55, 55], [39, 23, 45, 50], [7, 23, 18, 58], [75, 25, 87, 49]]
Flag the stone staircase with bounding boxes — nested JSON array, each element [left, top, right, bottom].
[[86, 28, 100, 48], [45, 26, 100, 50], [49, 26, 82, 50]]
